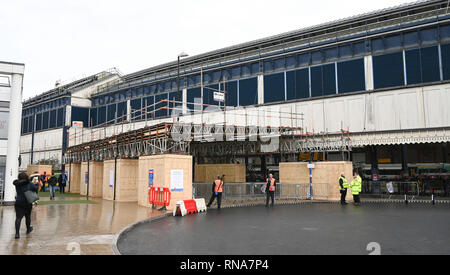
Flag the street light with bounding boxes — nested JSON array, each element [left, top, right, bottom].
[[177, 52, 189, 120]]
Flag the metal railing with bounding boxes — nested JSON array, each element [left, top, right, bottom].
[[193, 182, 329, 202], [362, 180, 450, 199], [0, 179, 4, 204]]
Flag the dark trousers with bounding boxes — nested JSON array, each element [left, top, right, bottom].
[[15, 202, 32, 234], [60, 185, 65, 193], [353, 194, 360, 204], [340, 189, 348, 204], [266, 191, 275, 207], [207, 192, 222, 209]]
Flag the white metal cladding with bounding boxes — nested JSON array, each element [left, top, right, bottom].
[[19, 133, 33, 153], [19, 152, 31, 171], [67, 83, 450, 147], [33, 128, 63, 151]]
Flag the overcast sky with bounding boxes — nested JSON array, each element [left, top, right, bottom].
[[1, 0, 412, 100]]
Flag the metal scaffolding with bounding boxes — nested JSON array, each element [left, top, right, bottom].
[[64, 121, 351, 163]]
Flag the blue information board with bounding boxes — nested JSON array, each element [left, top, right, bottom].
[[148, 169, 154, 188]]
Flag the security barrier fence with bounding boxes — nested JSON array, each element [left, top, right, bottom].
[[0, 181, 3, 204], [193, 182, 329, 202], [361, 180, 450, 199]]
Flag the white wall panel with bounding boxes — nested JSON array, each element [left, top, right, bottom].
[[326, 99, 345, 132], [423, 88, 448, 128], [19, 134, 33, 152], [397, 91, 419, 130], [312, 102, 325, 133], [347, 97, 365, 132], [19, 153, 31, 171], [375, 93, 396, 131], [33, 129, 63, 151]]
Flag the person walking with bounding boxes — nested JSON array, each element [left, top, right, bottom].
[[58, 173, 67, 194], [339, 172, 349, 205], [350, 170, 362, 206], [13, 172, 39, 239], [207, 175, 224, 209], [265, 173, 276, 207], [40, 172, 48, 192], [48, 173, 58, 200]]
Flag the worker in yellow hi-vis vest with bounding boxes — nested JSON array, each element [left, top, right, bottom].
[[339, 172, 349, 205], [350, 170, 362, 206]]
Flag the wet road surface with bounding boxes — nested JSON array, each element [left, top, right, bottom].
[[117, 203, 450, 255]]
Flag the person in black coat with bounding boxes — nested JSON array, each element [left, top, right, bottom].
[[13, 172, 38, 239], [48, 174, 57, 200], [58, 173, 67, 194]]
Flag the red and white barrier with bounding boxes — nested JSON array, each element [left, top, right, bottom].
[[173, 201, 188, 216], [194, 198, 207, 213], [173, 199, 203, 216]]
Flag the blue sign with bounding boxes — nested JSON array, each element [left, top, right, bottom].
[[148, 169, 154, 188]]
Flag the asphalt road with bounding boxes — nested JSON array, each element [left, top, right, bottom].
[[117, 203, 450, 255]]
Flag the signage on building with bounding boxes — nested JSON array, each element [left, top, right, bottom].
[[373, 174, 378, 181], [213, 92, 225, 102], [148, 169, 154, 188], [170, 170, 184, 192], [72, 121, 84, 128]]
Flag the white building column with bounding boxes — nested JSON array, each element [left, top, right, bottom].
[[257, 74, 264, 105], [4, 73, 24, 203], [182, 88, 187, 114], [126, 99, 131, 122], [364, 55, 374, 91]]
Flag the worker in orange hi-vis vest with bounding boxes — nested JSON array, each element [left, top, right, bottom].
[[265, 174, 276, 207], [207, 175, 224, 210]]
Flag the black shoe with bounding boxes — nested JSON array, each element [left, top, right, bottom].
[[26, 226, 33, 235], [15, 233, 20, 239]]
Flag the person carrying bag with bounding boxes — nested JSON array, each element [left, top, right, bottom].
[[13, 172, 39, 239]]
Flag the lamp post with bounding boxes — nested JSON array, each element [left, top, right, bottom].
[[177, 52, 189, 120]]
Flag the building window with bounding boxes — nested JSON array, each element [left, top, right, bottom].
[[187, 87, 201, 113], [264, 72, 285, 104], [311, 63, 336, 97], [286, 68, 309, 100], [107, 104, 116, 125], [154, 93, 168, 118], [224, 81, 238, 107], [239, 77, 258, 106], [337, 58, 365, 94], [373, 51, 405, 89], [405, 46, 440, 85], [131, 98, 142, 121]]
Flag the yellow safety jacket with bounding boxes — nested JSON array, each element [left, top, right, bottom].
[[339, 176, 349, 189], [350, 176, 362, 195]]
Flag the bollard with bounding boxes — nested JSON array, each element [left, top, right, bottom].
[[432, 189, 435, 205], [404, 186, 408, 205]]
